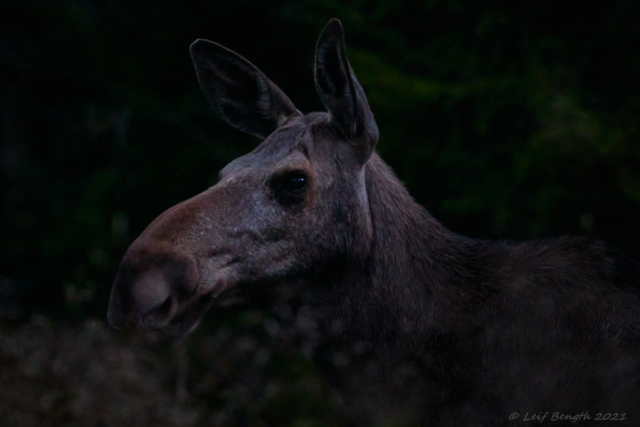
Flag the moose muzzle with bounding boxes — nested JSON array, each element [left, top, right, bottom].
[[107, 235, 211, 336]]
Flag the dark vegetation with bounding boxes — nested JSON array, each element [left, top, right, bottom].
[[1, 1, 640, 425]]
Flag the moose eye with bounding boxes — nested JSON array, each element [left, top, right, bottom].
[[286, 175, 307, 193], [273, 172, 309, 202]]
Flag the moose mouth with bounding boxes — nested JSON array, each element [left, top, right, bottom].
[[108, 256, 241, 338], [144, 292, 218, 338]]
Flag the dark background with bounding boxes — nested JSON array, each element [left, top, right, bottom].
[[1, 0, 639, 425]]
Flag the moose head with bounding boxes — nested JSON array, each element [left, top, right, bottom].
[[107, 19, 381, 337]]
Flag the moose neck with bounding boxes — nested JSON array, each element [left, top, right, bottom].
[[323, 152, 466, 345]]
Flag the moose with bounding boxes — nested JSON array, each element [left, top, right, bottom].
[[108, 19, 640, 426]]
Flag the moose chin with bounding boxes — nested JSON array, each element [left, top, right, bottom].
[[108, 19, 640, 427]]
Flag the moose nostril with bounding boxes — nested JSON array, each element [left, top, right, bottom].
[[130, 268, 172, 306], [142, 294, 176, 329]]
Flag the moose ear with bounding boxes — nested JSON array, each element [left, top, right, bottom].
[[314, 19, 379, 162], [190, 39, 301, 139]]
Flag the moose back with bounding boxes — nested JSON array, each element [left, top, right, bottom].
[[108, 19, 640, 426]]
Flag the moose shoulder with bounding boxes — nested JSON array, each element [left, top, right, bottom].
[[108, 19, 640, 426]]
